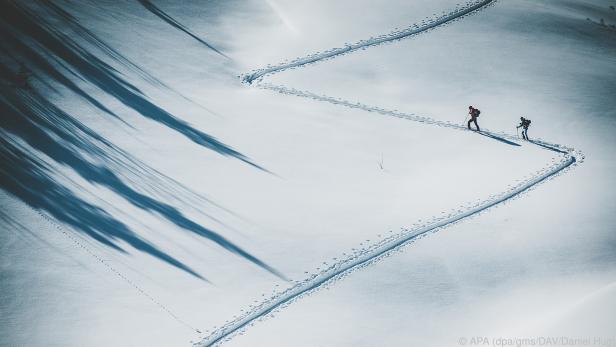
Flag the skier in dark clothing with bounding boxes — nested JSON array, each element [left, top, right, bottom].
[[467, 106, 480, 131], [517, 117, 531, 140]]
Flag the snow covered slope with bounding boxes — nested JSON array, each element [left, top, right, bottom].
[[216, 1, 616, 346], [1, 0, 613, 347]]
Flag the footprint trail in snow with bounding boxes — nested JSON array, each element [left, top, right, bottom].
[[195, 0, 584, 345]]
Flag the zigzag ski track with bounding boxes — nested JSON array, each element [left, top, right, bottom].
[[195, 0, 584, 345]]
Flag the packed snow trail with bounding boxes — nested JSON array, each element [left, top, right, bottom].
[[242, 0, 498, 84], [196, 0, 583, 345]]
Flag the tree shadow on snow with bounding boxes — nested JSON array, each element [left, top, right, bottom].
[[0, 83, 284, 280], [0, 136, 206, 280], [136, 0, 230, 59], [0, 2, 283, 280], [0, 1, 261, 169]]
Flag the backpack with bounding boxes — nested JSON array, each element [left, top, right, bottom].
[[474, 109, 481, 117]]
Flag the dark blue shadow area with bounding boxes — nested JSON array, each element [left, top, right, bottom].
[[0, 1, 261, 169], [0, 137, 205, 280], [0, 32, 121, 121], [529, 140, 568, 154], [38, 0, 166, 87], [137, 0, 230, 59], [0, 80, 283, 279], [477, 131, 521, 146]]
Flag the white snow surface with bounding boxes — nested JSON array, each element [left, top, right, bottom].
[[1, 0, 615, 347]]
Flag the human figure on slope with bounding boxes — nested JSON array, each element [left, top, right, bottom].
[[517, 117, 531, 140], [467, 105, 480, 131]]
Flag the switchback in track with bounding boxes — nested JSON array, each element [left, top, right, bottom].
[[195, 0, 583, 345]]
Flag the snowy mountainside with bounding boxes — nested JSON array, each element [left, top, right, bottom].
[[1, 1, 615, 347]]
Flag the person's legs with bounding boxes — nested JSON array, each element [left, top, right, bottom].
[[467, 118, 472, 129], [474, 119, 480, 131]]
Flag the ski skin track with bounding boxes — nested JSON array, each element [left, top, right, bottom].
[[196, 0, 583, 345]]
